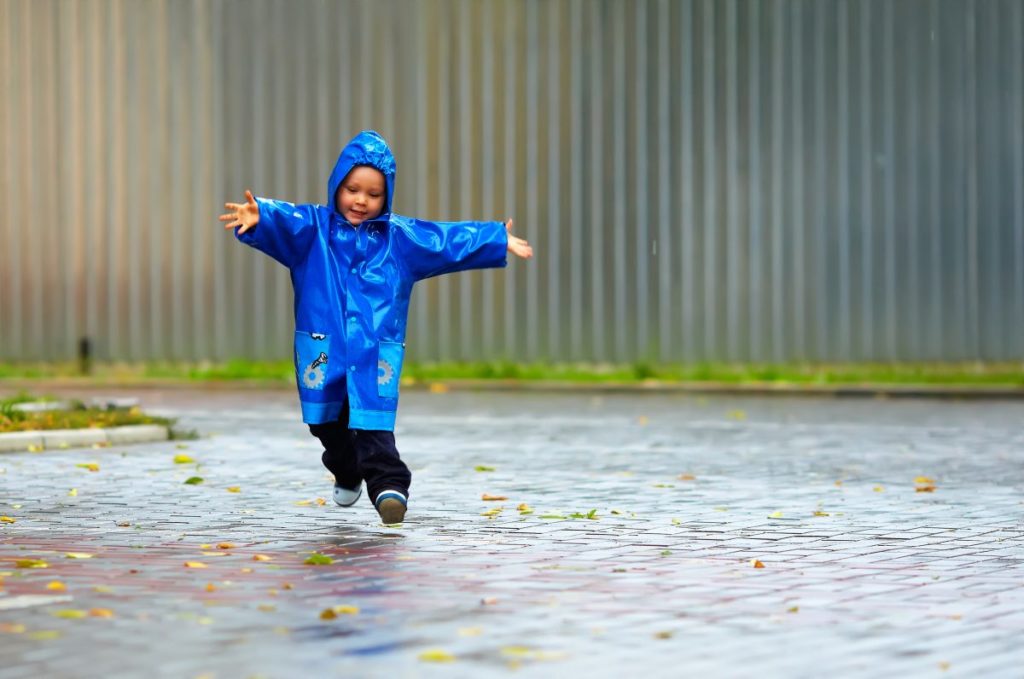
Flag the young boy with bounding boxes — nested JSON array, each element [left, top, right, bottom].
[[219, 130, 533, 524]]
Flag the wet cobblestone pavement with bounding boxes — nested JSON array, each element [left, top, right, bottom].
[[1, 388, 1023, 678]]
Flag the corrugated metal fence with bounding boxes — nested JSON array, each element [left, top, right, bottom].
[[2, 0, 1022, 363]]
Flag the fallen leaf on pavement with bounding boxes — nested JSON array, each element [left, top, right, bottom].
[[813, 511, 830, 517], [89, 608, 114, 618], [183, 477, 204, 485], [46, 582, 66, 591], [68, 489, 77, 497], [678, 473, 696, 481], [65, 553, 93, 559], [216, 543, 235, 550], [787, 606, 799, 613], [319, 604, 359, 619], [873, 485, 884, 492], [173, 454, 194, 464], [294, 500, 312, 506], [15, 559, 48, 569], [52, 609, 87, 619], [0, 623, 26, 634], [184, 562, 208, 569], [315, 497, 326, 506], [304, 553, 333, 566], [205, 583, 216, 592], [252, 555, 271, 562], [0, 516, 14, 524], [475, 465, 496, 472], [480, 597, 499, 605], [654, 631, 673, 639], [751, 559, 765, 568], [76, 463, 100, 472], [418, 649, 456, 662], [226, 486, 241, 493], [27, 630, 60, 640], [481, 494, 508, 501], [768, 511, 784, 519]]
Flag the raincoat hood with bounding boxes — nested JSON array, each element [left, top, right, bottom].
[[327, 130, 396, 218]]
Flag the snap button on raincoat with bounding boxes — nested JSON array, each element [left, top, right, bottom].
[[236, 130, 508, 430]]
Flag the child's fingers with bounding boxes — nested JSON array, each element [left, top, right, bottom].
[[505, 218, 514, 231], [245, 189, 256, 204], [218, 213, 236, 222]]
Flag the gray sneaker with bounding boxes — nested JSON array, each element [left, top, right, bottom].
[[375, 490, 407, 524], [333, 483, 362, 507]]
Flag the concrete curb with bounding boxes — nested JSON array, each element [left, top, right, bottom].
[[0, 424, 169, 453]]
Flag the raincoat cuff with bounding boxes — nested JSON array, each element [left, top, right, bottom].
[[348, 409, 397, 431]]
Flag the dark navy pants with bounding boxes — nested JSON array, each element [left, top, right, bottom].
[[308, 400, 411, 504]]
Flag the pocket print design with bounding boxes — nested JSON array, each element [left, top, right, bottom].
[[377, 341, 405, 399], [296, 331, 330, 391]]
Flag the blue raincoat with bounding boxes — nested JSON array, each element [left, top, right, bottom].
[[236, 130, 508, 430]]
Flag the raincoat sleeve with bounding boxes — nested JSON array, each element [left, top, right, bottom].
[[235, 198, 319, 269], [396, 219, 508, 281]]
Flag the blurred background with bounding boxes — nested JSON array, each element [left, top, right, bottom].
[[1, 0, 1022, 367]]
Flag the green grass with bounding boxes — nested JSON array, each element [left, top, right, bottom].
[[0, 393, 173, 434], [0, 359, 1022, 387]]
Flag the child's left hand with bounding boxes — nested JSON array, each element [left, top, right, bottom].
[[505, 219, 533, 260]]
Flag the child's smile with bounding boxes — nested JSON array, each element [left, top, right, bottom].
[[336, 165, 386, 226]]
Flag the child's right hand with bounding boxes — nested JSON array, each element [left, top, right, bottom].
[[219, 190, 260, 235]]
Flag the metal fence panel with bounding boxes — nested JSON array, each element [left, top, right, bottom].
[[1, 0, 1022, 363]]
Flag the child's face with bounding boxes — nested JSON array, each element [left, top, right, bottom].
[[336, 166, 386, 226]]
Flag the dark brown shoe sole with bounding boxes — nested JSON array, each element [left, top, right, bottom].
[[377, 498, 406, 524]]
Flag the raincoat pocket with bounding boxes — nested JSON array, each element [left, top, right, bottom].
[[377, 341, 405, 399], [295, 331, 331, 391]]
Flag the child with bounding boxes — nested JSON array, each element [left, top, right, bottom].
[[219, 130, 533, 524]]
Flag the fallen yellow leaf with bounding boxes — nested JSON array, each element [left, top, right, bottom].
[[282, 582, 293, 590], [184, 562, 208, 569], [65, 553, 93, 559], [873, 485, 884, 492], [205, 583, 216, 592], [751, 559, 765, 568], [428, 383, 449, 394], [294, 500, 312, 506], [916, 485, 937, 493], [678, 473, 696, 481], [813, 511, 830, 517], [240, 567, 253, 574], [173, 454, 195, 464], [46, 581, 66, 591], [418, 649, 456, 663], [481, 493, 508, 501], [15, 559, 48, 569], [216, 542, 235, 550], [76, 463, 100, 472], [0, 516, 14, 524], [27, 630, 60, 640], [768, 511, 783, 519], [252, 554, 271, 562], [68, 489, 77, 497], [788, 606, 800, 613], [89, 608, 114, 618], [258, 604, 276, 612], [0, 623, 26, 634], [319, 604, 359, 620], [315, 497, 326, 506], [52, 609, 87, 619], [226, 487, 241, 493], [914, 476, 935, 485], [92, 586, 113, 594]]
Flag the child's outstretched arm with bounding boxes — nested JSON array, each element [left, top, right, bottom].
[[219, 189, 319, 268], [394, 216, 533, 281]]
